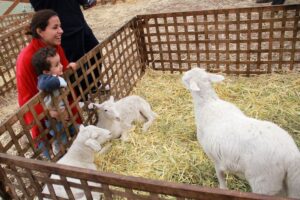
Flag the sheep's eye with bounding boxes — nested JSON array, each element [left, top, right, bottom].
[[104, 109, 108, 112]]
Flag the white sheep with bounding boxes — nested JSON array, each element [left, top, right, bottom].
[[89, 95, 157, 141], [42, 124, 112, 199], [182, 68, 300, 198]]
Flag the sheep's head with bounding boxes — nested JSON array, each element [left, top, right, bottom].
[[182, 68, 224, 92], [88, 96, 121, 121], [77, 125, 112, 152]]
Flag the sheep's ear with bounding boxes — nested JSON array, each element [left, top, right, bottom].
[[189, 80, 200, 91], [109, 96, 114, 102], [209, 74, 224, 83], [79, 124, 85, 131], [85, 139, 102, 152], [90, 103, 102, 109]]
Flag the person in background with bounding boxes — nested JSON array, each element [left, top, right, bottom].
[[32, 47, 76, 156], [16, 9, 78, 157], [256, 0, 285, 5], [29, 0, 98, 63], [29, 0, 105, 96]]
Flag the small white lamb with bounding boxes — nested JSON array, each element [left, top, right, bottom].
[[182, 68, 300, 198], [89, 95, 157, 141], [42, 124, 112, 199]]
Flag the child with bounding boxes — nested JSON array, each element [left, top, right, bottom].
[[32, 47, 75, 156]]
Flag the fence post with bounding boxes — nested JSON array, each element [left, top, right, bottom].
[[132, 16, 148, 74]]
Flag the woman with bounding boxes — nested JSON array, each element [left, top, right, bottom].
[[29, 0, 99, 63], [29, 0, 110, 96], [16, 9, 77, 155]]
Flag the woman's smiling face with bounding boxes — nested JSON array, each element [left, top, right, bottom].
[[37, 16, 63, 47]]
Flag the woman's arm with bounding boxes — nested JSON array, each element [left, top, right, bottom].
[[29, 0, 50, 10]]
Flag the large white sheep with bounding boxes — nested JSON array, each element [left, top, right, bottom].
[[89, 95, 157, 141], [42, 124, 112, 199], [182, 68, 300, 198]]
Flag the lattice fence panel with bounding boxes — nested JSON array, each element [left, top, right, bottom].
[[0, 12, 33, 35], [0, 16, 145, 162], [0, 24, 31, 95], [139, 5, 300, 74], [0, 153, 275, 200]]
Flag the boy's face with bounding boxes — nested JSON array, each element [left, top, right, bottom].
[[47, 53, 63, 76]]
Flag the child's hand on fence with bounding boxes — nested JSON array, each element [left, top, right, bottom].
[[67, 62, 77, 71], [49, 110, 59, 119], [49, 109, 70, 121]]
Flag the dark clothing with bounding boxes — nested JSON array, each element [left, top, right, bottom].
[[37, 74, 62, 92], [30, 0, 99, 62], [272, 0, 285, 5]]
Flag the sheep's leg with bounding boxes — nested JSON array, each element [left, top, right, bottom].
[[99, 143, 112, 154], [120, 131, 129, 142], [141, 111, 157, 132], [215, 165, 227, 189], [248, 175, 283, 196]]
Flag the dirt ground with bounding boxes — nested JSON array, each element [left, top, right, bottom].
[[86, 0, 298, 41], [0, 0, 298, 124]]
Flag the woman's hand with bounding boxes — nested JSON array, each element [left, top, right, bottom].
[[67, 62, 77, 71]]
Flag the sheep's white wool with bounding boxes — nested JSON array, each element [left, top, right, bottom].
[[90, 95, 157, 141], [182, 68, 300, 198], [42, 125, 112, 199]]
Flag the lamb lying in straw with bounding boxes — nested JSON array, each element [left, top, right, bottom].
[[42, 124, 112, 199], [89, 95, 157, 141]]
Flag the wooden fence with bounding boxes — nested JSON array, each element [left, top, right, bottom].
[[0, 12, 32, 33], [0, 4, 299, 199], [140, 5, 300, 74], [0, 23, 31, 95]]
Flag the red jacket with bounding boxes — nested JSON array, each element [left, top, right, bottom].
[[16, 38, 69, 140]]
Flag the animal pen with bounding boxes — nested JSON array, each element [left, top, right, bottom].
[[0, 4, 299, 200]]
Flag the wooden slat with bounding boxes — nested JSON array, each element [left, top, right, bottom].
[[3, 0, 20, 15]]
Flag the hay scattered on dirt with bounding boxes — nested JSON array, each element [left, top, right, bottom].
[[0, 89, 18, 124], [95, 69, 300, 192]]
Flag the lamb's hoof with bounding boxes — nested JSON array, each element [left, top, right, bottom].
[[142, 124, 151, 132], [219, 185, 228, 190], [120, 136, 130, 142], [99, 143, 112, 154]]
